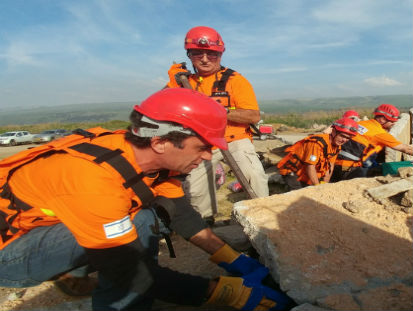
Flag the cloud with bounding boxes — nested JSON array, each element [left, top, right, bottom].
[[312, 0, 411, 29], [0, 40, 46, 66], [363, 75, 402, 87]]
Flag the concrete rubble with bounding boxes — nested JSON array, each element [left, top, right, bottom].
[[233, 176, 413, 311], [367, 176, 413, 200], [386, 112, 412, 162]]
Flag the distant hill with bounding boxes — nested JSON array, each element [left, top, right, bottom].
[[259, 94, 412, 114], [0, 102, 136, 126], [0, 95, 411, 126]]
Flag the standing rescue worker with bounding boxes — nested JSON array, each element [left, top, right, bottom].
[[166, 26, 268, 224], [0, 88, 293, 311], [278, 118, 359, 190], [332, 103, 413, 181]]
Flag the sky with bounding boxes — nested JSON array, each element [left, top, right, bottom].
[[0, 0, 412, 108]]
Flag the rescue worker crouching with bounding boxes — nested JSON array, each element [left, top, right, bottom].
[[331, 103, 413, 182], [323, 110, 361, 134], [278, 118, 359, 191], [166, 26, 269, 225], [0, 88, 294, 311]]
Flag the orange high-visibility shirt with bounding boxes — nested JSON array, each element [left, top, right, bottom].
[[358, 119, 402, 154], [187, 68, 259, 142], [4, 134, 183, 249]]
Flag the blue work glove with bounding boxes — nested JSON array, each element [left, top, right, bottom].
[[207, 267, 294, 311], [210, 244, 265, 276]]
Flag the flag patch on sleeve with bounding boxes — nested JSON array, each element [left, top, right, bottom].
[[103, 216, 133, 239], [309, 155, 317, 162]]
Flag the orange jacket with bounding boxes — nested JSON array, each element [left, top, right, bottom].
[[186, 67, 259, 143], [357, 119, 402, 153], [334, 133, 375, 168], [277, 134, 340, 185], [0, 129, 183, 250], [335, 119, 402, 168]]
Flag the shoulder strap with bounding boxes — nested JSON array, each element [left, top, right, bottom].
[[212, 67, 235, 91], [307, 135, 338, 158], [69, 143, 155, 205]]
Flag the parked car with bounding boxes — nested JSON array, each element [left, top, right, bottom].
[[0, 131, 34, 146], [33, 129, 70, 144]]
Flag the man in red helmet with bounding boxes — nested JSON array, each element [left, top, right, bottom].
[[331, 103, 413, 181], [342, 110, 361, 122], [278, 118, 358, 190], [166, 26, 268, 224], [0, 88, 294, 310], [323, 110, 361, 134]]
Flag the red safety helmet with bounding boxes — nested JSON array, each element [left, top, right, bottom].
[[184, 26, 225, 53], [373, 104, 400, 122], [332, 118, 359, 136], [342, 110, 360, 121], [134, 88, 227, 149]]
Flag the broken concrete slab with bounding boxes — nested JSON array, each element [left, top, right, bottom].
[[366, 176, 413, 200], [399, 166, 413, 178], [401, 189, 413, 208], [233, 177, 413, 310], [386, 113, 411, 162]]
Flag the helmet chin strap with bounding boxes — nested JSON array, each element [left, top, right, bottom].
[[131, 115, 195, 138], [330, 128, 337, 139]]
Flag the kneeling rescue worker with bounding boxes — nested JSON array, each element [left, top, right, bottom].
[[331, 103, 413, 181], [278, 118, 359, 190], [0, 88, 294, 310]]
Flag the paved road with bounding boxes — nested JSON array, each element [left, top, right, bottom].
[[0, 143, 38, 160]]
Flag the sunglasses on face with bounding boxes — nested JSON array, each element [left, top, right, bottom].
[[189, 50, 221, 61]]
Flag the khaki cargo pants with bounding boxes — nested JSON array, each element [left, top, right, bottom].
[[183, 138, 269, 218]]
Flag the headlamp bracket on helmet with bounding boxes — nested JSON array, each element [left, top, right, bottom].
[[197, 37, 210, 47], [132, 115, 195, 138]]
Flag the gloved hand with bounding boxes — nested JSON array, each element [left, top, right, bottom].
[[207, 267, 293, 311], [167, 62, 191, 88], [210, 244, 265, 276]]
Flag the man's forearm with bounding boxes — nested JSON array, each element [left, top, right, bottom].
[[189, 228, 225, 254], [305, 164, 319, 185], [324, 163, 334, 183], [227, 108, 260, 124], [393, 143, 413, 156]]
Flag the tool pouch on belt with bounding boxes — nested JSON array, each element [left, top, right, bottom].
[[210, 67, 235, 108], [147, 196, 177, 258], [211, 91, 230, 108]]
